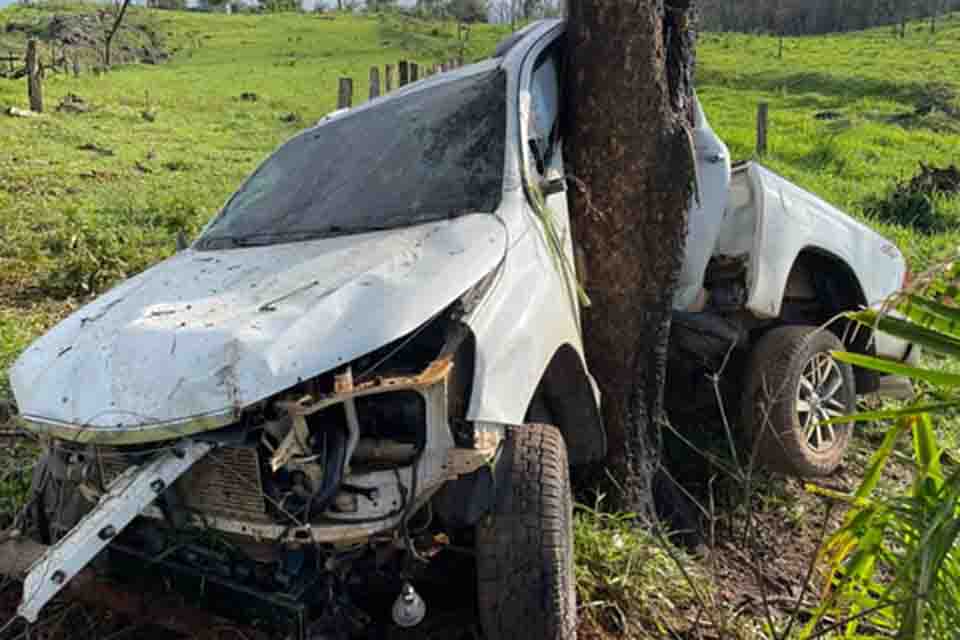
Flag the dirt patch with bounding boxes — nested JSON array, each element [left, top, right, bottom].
[[887, 84, 960, 134], [866, 163, 960, 234], [906, 162, 960, 196]]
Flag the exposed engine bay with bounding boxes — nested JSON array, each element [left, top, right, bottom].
[[21, 303, 504, 638]]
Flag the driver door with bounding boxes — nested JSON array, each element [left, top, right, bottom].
[[522, 47, 580, 320]]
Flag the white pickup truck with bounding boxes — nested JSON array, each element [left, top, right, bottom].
[[2, 19, 913, 640]]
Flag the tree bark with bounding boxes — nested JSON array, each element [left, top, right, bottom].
[[565, 0, 697, 518]]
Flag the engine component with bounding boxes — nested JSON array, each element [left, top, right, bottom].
[[391, 582, 426, 628], [352, 439, 417, 464], [100, 444, 271, 523]]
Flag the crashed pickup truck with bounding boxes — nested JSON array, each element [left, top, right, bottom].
[[2, 19, 914, 640]]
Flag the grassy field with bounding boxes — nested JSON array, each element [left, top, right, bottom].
[[0, 9, 959, 637]]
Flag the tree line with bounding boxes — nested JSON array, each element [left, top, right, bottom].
[[700, 0, 960, 35]]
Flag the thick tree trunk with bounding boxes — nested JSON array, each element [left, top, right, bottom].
[[565, 0, 697, 518]]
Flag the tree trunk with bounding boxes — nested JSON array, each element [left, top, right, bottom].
[[565, 0, 697, 517], [104, 0, 132, 68]]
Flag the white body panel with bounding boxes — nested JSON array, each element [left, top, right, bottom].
[[675, 99, 732, 311], [718, 163, 907, 319], [12, 216, 507, 437]]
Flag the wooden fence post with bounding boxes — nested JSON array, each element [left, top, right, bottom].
[[337, 77, 353, 109], [398, 60, 409, 86], [410, 62, 419, 82], [369, 67, 380, 99], [756, 102, 769, 157], [385, 64, 394, 92], [26, 39, 43, 113]]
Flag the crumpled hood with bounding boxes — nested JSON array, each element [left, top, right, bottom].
[[11, 214, 506, 437]]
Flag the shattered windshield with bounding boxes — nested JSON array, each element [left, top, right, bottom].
[[199, 70, 507, 248]]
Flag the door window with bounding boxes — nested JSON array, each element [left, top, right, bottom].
[[526, 51, 562, 179]]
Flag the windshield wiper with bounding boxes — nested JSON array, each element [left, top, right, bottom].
[[198, 226, 398, 250]]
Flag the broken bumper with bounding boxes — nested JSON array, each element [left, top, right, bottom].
[[12, 440, 213, 623]]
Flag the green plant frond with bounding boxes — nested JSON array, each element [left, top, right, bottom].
[[822, 401, 960, 424], [856, 416, 916, 499], [911, 414, 943, 490], [899, 294, 960, 339], [832, 351, 960, 388], [845, 309, 960, 359], [805, 482, 875, 508]]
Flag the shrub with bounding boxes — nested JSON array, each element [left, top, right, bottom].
[[804, 266, 960, 639]]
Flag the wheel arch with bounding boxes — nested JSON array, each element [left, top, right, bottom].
[[780, 248, 877, 391], [524, 344, 607, 466]]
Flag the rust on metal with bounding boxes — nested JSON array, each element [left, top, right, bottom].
[[278, 355, 454, 418]]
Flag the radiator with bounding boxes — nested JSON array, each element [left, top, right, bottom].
[[98, 445, 271, 523]]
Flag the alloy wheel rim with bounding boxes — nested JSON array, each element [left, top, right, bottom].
[[796, 352, 846, 452]]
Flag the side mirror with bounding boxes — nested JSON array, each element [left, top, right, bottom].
[[175, 231, 190, 252]]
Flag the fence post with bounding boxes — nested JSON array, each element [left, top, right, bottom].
[[410, 62, 419, 82], [385, 64, 394, 92], [369, 67, 380, 100], [26, 39, 43, 113], [398, 60, 409, 87], [337, 77, 353, 109], [756, 102, 769, 157]]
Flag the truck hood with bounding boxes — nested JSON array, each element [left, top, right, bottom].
[[11, 214, 506, 442]]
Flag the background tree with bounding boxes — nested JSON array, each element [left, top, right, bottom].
[[698, 0, 960, 35], [367, 0, 399, 12], [565, 0, 698, 516], [448, 0, 487, 22], [103, 0, 131, 67]]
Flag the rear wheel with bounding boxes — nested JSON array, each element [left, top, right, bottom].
[[742, 325, 856, 477], [476, 424, 576, 640]]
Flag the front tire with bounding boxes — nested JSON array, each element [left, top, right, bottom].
[[476, 424, 576, 640], [742, 325, 856, 477]]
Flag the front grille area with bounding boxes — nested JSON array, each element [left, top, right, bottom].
[[98, 445, 271, 523]]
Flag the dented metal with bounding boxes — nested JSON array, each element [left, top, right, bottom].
[[12, 216, 507, 443]]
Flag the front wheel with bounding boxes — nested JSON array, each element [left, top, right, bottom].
[[742, 325, 856, 477], [476, 424, 576, 640]]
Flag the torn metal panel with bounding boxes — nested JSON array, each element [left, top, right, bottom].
[[17, 440, 212, 623]]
